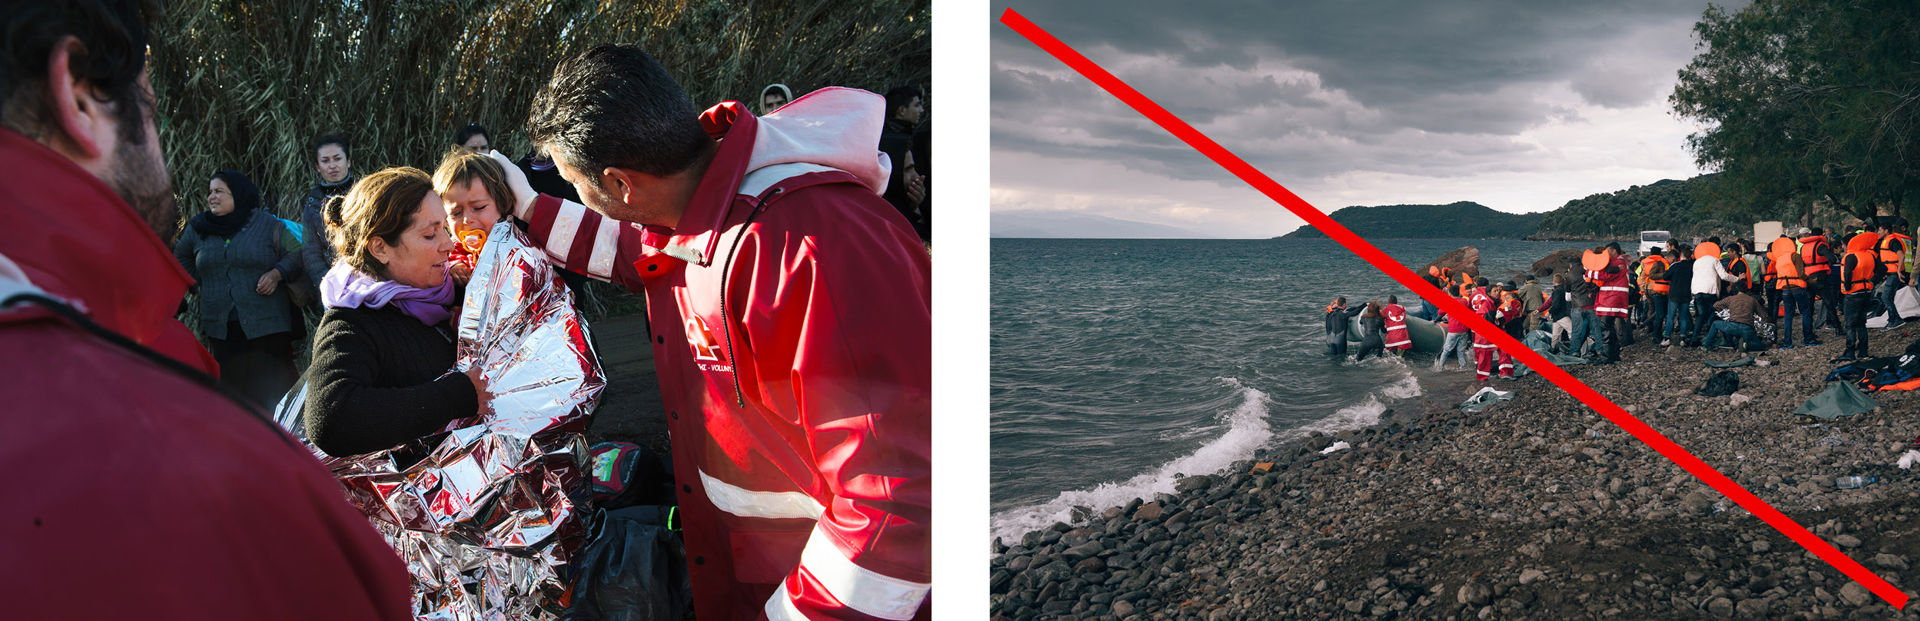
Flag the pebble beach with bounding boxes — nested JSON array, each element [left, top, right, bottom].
[[991, 324, 1920, 619]]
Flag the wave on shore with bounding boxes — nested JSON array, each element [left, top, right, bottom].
[[990, 372, 1422, 544]]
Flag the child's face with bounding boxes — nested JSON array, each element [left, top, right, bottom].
[[443, 177, 507, 240]]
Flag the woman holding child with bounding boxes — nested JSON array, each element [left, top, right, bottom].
[[302, 167, 491, 457]]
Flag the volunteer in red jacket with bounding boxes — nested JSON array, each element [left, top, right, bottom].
[[1381, 295, 1411, 355], [0, 2, 411, 618], [1468, 279, 1511, 382], [516, 45, 930, 619], [1584, 242, 1631, 363]]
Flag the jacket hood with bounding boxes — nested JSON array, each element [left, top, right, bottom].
[[743, 87, 891, 194]]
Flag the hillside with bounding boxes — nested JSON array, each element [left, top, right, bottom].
[[1532, 176, 1737, 240], [1280, 201, 1544, 239]]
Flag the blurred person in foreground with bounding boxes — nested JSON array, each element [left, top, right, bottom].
[[511, 44, 931, 619], [0, 1, 410, 618]]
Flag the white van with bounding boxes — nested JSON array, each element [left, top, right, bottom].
[[1639, 230, 1671, 254]]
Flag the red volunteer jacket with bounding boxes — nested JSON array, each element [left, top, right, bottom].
[[1589, 254, 1631, 318], [1381, 303, 1410, 350], [0, 128, 412, 619], [519, 90, 931, 620]]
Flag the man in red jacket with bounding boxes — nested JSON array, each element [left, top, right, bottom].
[[1586, 242, 1632, 364], [0, 2, 411, 618], [520, 45, 931, 619]]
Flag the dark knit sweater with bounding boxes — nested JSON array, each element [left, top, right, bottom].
[[303, 305, 476, 457]]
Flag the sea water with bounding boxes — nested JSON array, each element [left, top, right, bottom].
[[989, 237, 1583, 543]]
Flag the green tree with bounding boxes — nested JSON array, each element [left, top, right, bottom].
[[150, 0, 930, 227], [1671, 0, 1920, 223], [148, 0, 928, 324]]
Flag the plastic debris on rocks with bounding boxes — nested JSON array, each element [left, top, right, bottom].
[[1459, 386, 1514, 413], [1794, 382, 1878, 421], [278, 221, 605, 619]]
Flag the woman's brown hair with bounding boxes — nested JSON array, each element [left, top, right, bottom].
[[431, 148, 516, 224], [325, 167, 434, 279]]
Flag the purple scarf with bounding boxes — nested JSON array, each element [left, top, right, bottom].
[[320, 261, 457, 326]]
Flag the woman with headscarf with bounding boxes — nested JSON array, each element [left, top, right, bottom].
[[302, 167, 490, 458], [173, 169, 303, 408]]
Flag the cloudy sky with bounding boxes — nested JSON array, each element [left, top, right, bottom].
[[991, 0, 1746, 238]]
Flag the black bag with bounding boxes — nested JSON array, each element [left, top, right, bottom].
[[1697, 370, 1741, 397], [589, 442, 674, 510], [562, 506, 692, 621]]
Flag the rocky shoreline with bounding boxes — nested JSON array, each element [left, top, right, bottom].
[[990, 326, 1920, 619]]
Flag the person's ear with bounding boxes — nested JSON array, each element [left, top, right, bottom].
[[368, 236, 394, 266], [42, 36, 114, 160], [602, 167, 646, 204]]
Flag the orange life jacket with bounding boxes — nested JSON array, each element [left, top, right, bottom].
[[1693, 242, 1720, 260], [1640, 255, 1670, 294], [1724, 255, 1749, 290], [1841, 250, 1878, 294], [1581, 250, 1608, 284], [1841, 234, 1880, 294], [1774, 249, 1806, 290], [1800, 235, 1831, 274], [1878, 233, 1912, 275]]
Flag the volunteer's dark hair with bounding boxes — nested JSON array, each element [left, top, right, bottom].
[[1605, 241, 1623, 254], [211, 169, 261, 213], [0, 0, 159, 145], [1387, 295, 1398, 304], [313, 133, 350, 159], [1811, 227, 1825, 236], [452, 122, 488, 146], [885, 84, 923, 118], [527, 44, 707, 178]]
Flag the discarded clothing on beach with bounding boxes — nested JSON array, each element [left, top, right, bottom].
[[1794, 382, 1879, 420], [1524, 329, 1586, 368], [1460, 386, 1515, 413], [1703, 357, 1756, 369], [1696, 371, 1740, 397], [1825, 353, 1920, 391]]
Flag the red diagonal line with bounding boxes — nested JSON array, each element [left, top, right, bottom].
[[999, 7, 1908, 609]]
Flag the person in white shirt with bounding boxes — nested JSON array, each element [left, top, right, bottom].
[[1692, 242, 1739, 344]]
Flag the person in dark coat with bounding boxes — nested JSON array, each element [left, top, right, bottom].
[[1324, 296, 1364, 357], [299, 133, 358, 292], [303, 167, 490, 457], [1353, 301, 1387, 361], [879, 84, 927, 242], [1664, 245, 1695, 346], [173, 169, 303, 408]]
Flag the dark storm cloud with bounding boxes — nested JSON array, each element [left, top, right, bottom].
[[991, 0, 1737, 188]]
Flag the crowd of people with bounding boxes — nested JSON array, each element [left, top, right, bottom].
[[1328, 224, 1917, 383], [2, 2, 931, 619]]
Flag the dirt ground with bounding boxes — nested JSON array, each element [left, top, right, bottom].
[[583, 313, 671, 456]]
